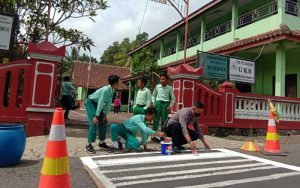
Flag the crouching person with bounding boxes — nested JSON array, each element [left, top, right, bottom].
[[165, 101, 210, 153], [110, 107, 167, 152]]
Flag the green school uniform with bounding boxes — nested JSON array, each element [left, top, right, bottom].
[[110, 114, 156, 150], [152, 84, 175, 131], [133, 87, 152, 115], [86, 85, 114, 143]]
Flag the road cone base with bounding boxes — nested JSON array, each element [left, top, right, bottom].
[[264, 140, 281, 152], [261, 150, 287, 156], [39, 174, 71, 188]]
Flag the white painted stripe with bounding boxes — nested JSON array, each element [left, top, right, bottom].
[[48, 125, 66, 141], [80, 157, 98, 169], [95, 152, 236, 167], [80, 157, 115, 188], [72, 110, 87, 117], [268, 119, 276, 126], [111, 163, 267, 182], [177, 172, 300, 188], [92, 149, 213, 159], [101, 159, 250, 173], [217, 149, 300, 172], [91, 151, 161, 159], [114, 166, 277, 187]]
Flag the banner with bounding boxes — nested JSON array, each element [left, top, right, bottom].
[[0, 14, 13, 50], [229, 58, 255, 84]]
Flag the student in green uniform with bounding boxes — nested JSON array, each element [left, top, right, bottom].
[[133, 76, 152, 115], [61, 76, 76, 120], [85, 75, 120, 154], [151, 73, 175, 143], [110, 107, 167, 152]]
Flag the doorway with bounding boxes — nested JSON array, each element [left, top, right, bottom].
[[272, 74, 297, 97]]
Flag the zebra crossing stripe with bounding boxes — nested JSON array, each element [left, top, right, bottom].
[[111, 163, 267, 182], [101, 159, 250, 173], [177, 172, 300, 188], [95, 152, 235, 167], [217, 149, 300, 172], [114, 166, 277, 187]]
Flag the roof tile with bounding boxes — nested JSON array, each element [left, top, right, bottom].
[[72, 61, 130, 90]]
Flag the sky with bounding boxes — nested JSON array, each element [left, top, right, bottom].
[[61, 0, 212, 58]]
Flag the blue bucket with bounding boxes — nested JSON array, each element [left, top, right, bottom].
[[0, 124, 26, 167], [161, 141, 172, 155]]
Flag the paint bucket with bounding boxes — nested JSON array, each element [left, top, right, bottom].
[[161, 141, 172, 155]]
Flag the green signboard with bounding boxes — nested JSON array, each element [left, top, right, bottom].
[[203, 53, 228, 80]]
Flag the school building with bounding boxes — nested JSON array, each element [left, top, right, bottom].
[[128, 0, 300, 98], [127, 0, 300, 131]]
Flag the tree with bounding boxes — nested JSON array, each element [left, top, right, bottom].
[[132, 32, 149, 48], [62, 46, 98, 75], [0, 0, 108, 51], [100, 32, 150, 66], [101, 41, 121, 65], [131, 47, 158, 75]]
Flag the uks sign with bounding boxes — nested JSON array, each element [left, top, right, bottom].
[[229, 58, 255, 84]]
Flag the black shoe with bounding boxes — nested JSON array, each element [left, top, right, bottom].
[[86, 144, 96, 154], [172, 146, 181, 154], [118, 139, 123, 150], [151, 137, 160, 143], [99, 142, 111, 150]]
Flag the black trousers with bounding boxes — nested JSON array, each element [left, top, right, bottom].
[[114, 106, 120, 113], [61, 95, 74, 118], [165, 122, 199, 147]]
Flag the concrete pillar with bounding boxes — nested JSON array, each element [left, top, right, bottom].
[[200, 17, 206, 51], [277, 0, 286, 24], [275, 45, 286, 97], [176, 30, 181, 60], [231, 0, 238, 41], [159, 39, 164, 65]]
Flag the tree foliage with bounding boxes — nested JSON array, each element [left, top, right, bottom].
[[100, 32, 151, 67], [0, 0, 108, 51], [62, 46, 98, 75]]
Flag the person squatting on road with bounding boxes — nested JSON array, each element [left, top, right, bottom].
[[133, 76, 152, 115], [152, 73, 175, 143], [110, 107, 167, 152], [165, 101, 210, 153], [85, 75, 120, 154]]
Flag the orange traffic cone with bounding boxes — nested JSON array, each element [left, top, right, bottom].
[[264, 111, 282, 153], [38, 108, 71, 188], [240, 141, 260, 152]]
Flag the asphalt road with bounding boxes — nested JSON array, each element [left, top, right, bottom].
[[0, 158, 96, 188]]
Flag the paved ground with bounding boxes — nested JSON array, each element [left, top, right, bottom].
[[1, 110, 300, 188], [81, 149, 300, 188]]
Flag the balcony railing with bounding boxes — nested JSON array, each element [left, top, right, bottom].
[[205, 21, 231, 41], [163, 46, 176, 57], [179, 35, 200, 50], [286, 0, 299, 16], [237, 1, 278, 28]]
